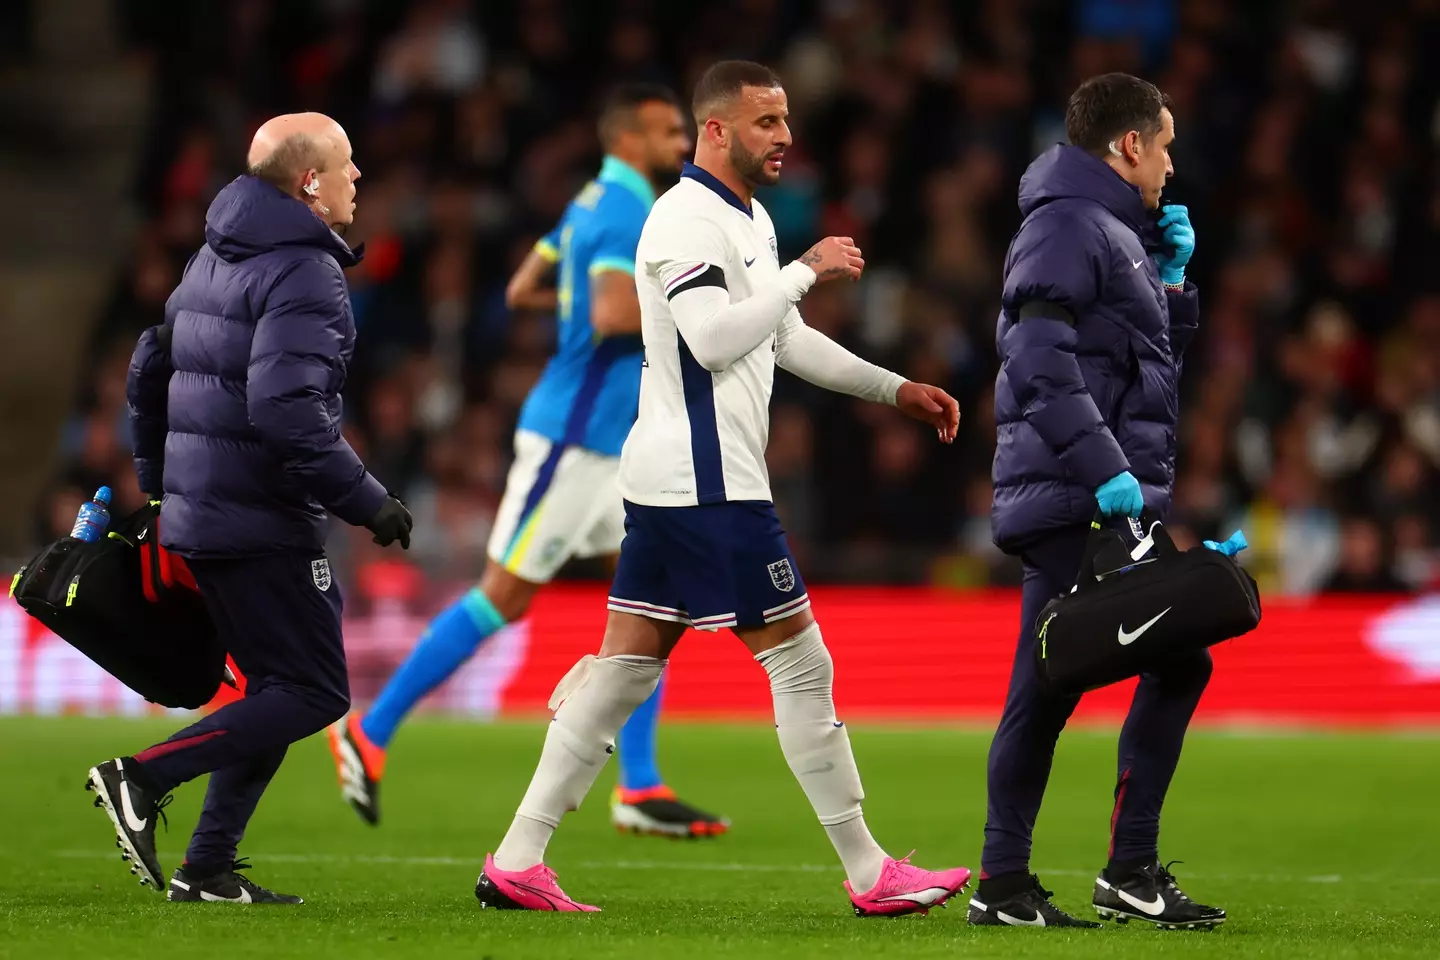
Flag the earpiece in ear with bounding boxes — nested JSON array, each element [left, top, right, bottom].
[[1108, 140, 1122, 158], [303, 177, 320, 197]]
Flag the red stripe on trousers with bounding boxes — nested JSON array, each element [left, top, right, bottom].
[[134, 729, 227, 763], [1108, 767, 1131, 859]]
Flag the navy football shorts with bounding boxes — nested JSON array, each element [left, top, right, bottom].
[[607, 501, 811, 631]]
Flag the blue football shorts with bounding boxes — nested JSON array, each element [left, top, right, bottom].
[[607, 501, 810, 631]]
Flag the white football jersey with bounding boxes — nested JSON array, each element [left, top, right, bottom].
[[619, 162, 905, 508], [619, 166, 792, 506]]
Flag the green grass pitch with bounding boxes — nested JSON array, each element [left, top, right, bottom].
[[2, 716, 1438, 959]]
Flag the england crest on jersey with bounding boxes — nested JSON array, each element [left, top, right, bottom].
[[312, 558, 332, 592], [769, 235, 779, 262], [767, 558, 796, 593]]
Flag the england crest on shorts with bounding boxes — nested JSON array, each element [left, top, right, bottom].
[[767, 558, 796, 593], [311, 558, 332, 592]]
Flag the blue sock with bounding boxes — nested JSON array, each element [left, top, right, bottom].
[[361, 587, 507, 748], [615, 670, 666, 791]]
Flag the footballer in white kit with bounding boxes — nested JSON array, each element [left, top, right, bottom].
[[477, 60, 969, 917], [605, 163, 902, 628], [328, 85, 728, 840]]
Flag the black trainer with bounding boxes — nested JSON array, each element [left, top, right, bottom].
[[610, 787, 730, 839], [968, 873, 1102, 928], [1093, 860, 1226, 929], [85, 757, 172, 892], [168, 859, 303, 904]]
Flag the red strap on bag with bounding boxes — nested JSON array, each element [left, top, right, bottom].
[[156, 532, 174, 588], [138, 512, 198, 603], [132, 503, 238, 702], [140, 543, 159, 603], [169, 550, 197, 592]]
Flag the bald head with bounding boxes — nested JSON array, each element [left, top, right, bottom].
[[247, 112, 361, 230], [248, 112, 343, 170]]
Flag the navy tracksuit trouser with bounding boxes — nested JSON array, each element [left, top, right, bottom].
[[132, 552, 350, 870], [982, 525, 1214, 876]]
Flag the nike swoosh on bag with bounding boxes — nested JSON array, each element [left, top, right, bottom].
[[1116, 607, 1172, 646], [1117, 888, 1167, 916]]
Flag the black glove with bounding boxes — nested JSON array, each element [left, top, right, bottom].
[[367, 496, 413, 550]]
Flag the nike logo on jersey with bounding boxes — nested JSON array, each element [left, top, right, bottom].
[[119, 780, 148, 833], [1132, 259, 1144, 269], [1117, 888, 1167, 916], [1117, 607, 1172, 645], [744, 256, 756, 267], [802, 761, 836, 775]]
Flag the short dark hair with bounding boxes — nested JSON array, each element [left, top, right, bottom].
[[691, 60, 782, 124], [1065, 73, 1172, 156], [598, 83, 681, 148]]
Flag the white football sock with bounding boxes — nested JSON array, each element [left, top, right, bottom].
[[492, 815, 552, 872], [756, 622, 887, 892], [492, 654, 664, 871]]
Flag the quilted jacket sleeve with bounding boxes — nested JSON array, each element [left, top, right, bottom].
[[246, 258, 387, 527], [999, 210, 1131, 490], [127, 323, 174, 497]]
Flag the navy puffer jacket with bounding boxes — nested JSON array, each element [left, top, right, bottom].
[[991, 145, 1199, 553], [127, 175, 386, 558]]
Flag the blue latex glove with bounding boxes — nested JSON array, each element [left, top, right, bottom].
[[1203, 530, 1248, 557], [1153, 204, 1195, 285], [1095, 471, 1144, 518]]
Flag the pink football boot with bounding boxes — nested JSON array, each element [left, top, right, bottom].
[[475, 853, 600, 912], [845, 854, 972, 917]]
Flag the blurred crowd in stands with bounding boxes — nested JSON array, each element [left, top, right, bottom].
[[40, 0, 1440, 595]]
